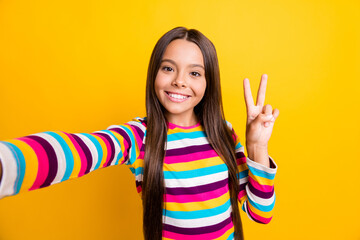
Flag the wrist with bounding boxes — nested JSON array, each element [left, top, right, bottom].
[[246, 143, 270, 167], [246, 142, 268, 156]]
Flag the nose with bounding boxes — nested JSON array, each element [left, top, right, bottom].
[[172, 72, 187, 88]]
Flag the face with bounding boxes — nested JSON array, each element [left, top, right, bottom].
[[154, 39, 207, 125]]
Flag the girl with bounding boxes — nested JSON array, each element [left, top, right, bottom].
[[0, 26, 279, 240]]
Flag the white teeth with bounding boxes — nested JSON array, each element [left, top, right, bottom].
[[168, 93, 188, 99]]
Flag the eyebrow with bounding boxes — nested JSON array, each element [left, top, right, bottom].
[[161, 59, 205, 70]]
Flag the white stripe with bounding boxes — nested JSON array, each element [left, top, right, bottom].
[[235, 146, 245, 153], [246, 184, 275, 206], [246, 156, 277, 174], [94, 130, 121, 166], [239, 176, 248, 185], [163, 205, 232, 228], [166, 137, 209, 150], [242, 201, 255, 221], [135, 173, 143, 182], [31, 133, 67, 185], [164, 170, 228, 188], [225, 120, 233, 130], [0, 142, 18, 199], [127, 120, 146, 133], [76, 134, 99, 172]]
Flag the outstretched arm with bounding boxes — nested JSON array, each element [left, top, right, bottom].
[[0, 117, 145, 200]]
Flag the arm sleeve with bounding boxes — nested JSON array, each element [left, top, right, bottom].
[[0, 117, 146, 200], [226, 121, 278, 224]]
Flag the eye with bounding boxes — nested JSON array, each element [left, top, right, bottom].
[[162, 66, 173, 72], [191, 72, 201, 77]]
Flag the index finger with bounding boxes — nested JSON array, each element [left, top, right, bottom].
[[256, 74, 268, 106], [243, 78, 254, 109]]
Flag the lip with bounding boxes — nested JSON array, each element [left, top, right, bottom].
[[165, 91, 191, 103], [165, 91, 191, 97]]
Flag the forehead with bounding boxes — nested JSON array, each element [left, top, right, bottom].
[[162, 39, 204, 66]]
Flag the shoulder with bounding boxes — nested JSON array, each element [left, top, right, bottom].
[[106, 116, 147, 136], [128, 117, 147, 130], [224, 119, 239, 142]]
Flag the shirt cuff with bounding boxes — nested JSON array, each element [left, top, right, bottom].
[[0, 142, 18, 199], [246, 155, 277, 174]]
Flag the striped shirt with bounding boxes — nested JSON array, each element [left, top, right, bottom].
[[0, 117, 277, 239]]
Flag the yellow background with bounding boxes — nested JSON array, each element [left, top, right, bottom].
[[0, 0, 359, 239]]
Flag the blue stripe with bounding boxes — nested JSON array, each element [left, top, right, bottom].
[[163, 164, 228, 179], [237, 169, 249, 179], [2, 142, 25, 194], [44, 132, 74, 181], [101, 130, 123, 165], [235, 142, 243, 149], [134, 166, 143, 176], [121, 126, 137, 165], [163, 199, 231, 219], [78, 133, 103, 170], [167, 131, 207, 142], [247, 193, 275, 212], [116, 151, 123, 165], [248, 165, 275, 180], [226, 232, 234, 240]]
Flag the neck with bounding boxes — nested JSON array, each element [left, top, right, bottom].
[[165, 111, 199, 127]]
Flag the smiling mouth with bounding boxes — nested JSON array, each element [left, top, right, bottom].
[[165, 91, 190, 102]]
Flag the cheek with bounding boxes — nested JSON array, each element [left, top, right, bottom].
[[154, 77, 163, 94], [195, 79, 207, 96]]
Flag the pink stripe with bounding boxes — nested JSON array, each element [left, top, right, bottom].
[[19, 137, 49, 190], [119, 144, 133, 165], [164, 150, 218, 164], [162, 221, 233, 240], [61, 132, 87, 177], [248, 175, 274, 192], [128, 125, 143, 150], [246, 201, 272, 224], [92, 133, 112, 167], [232, 132, 237, 142], [236, 156, 247, 165], [121, 136, 130, 163], [165, 185, 229, 203], [167, 121, 201, 130], [238, 189, 247, 200]]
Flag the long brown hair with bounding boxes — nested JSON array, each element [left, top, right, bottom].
[[143, 26, 244, 240]]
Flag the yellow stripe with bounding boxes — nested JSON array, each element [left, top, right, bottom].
[[247, 200, 273, 218], [163, 156, 224, 171], [108, 130, 126, 164], [5, 139, 38, 193], [237, 162, 248, 173], [132, 157, 144, 168], [54, 131, 81, 179], [88, 133, 108, 169], [217, 225, 234, 240], [167, 125, 203, 134], [123, 124, 140, 157], [165, 190, 230, 212], [238, 193, 248, 207], [248, 171, 274, 186]]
